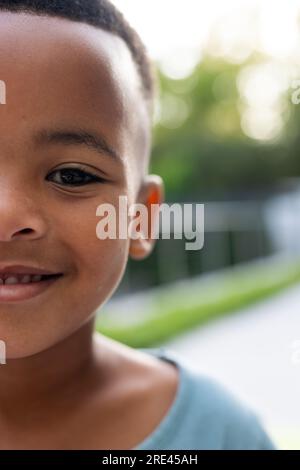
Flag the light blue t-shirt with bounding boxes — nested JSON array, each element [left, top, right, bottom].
[[133, 347, 277, 450]]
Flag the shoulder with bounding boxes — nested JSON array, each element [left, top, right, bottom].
[[142, 347, 277, 450], [175, 358, 277, 450]]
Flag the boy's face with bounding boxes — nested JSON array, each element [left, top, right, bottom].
[[0, 12, 163, 358]]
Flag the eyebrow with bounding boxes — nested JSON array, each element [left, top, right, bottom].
[[34, 128, 122, 162]]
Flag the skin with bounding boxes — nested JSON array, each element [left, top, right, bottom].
[[0, 12, 179, 449]]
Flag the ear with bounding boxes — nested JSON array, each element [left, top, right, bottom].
[[129, 174, 164, 261]]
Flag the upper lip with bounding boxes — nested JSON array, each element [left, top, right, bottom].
[[0, 265, 62, 278]]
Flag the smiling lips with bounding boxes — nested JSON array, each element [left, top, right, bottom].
[[0, 265, 63, 283], [0, 265, 63, 301], [0, 274, 58, 285]]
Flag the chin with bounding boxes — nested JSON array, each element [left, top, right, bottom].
[[0, 327, 65, 361]]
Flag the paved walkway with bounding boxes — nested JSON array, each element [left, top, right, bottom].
[[162, 284, 300, 449]]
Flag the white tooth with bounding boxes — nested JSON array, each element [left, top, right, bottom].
[[20, 275, 31, 284], [5, 276, 19, 285], [31, 275, 42, 282]]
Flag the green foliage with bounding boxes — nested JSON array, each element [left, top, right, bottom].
[[150, 55, 300, 199]]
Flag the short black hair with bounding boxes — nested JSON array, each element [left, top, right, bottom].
[[0, 0, 156, 117]]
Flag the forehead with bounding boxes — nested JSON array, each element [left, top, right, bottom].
[[0, 11, 149, 177]]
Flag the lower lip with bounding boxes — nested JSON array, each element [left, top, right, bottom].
[[0, 275, 63, 302]]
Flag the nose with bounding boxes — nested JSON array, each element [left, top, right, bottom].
[[0, 187, 48, 242]]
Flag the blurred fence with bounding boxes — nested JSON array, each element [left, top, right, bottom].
[[114, 181, 300, 297]]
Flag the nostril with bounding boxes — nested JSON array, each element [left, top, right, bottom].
[[19, 228, 33, 234]]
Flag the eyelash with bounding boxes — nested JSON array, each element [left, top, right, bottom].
[[46, 166, 106, 187]]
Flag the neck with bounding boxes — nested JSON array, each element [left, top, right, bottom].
[[0, 318, 100, 415]]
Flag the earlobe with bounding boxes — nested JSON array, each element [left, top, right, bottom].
[[128, 174, 164, 261], [129, 237, 153, 261]]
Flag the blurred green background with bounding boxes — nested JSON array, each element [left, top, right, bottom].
[[98, 0, 300, 450], [114, 34, 300, 295]]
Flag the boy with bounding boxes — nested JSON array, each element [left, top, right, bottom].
[[0, 0, 276, 449]]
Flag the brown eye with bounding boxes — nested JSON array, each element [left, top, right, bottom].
[[47, 168, 105, 186]]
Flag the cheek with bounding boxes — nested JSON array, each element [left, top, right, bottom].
[[0, 195, 131, 359], [54, 201, 129, 308], [78, 237, 129, 303]]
